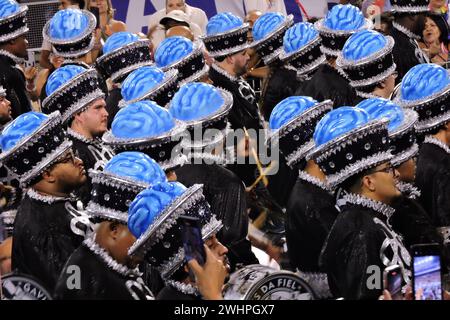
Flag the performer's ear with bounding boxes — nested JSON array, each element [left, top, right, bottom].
[[108, 221, 120, 239]]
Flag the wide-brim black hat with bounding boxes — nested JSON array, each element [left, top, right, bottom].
[[118, 69, 179, 108], [102, 120, 188, 172], [314, 18, 373, 57], [0, 112, 72, 188], [389, 109, 419, 167], [0, 4, 28, 43], [308, 119, 392, 189], [267, 100, 333, 169], [252, 15, 294, 65], [160, 41, 210, 86], [41, 68, 105, 123], [86, 169, 150, 224], [337, 36, 396, 96], [43, 10, 96, 59], [128, 184, 223, 280], [95, 39, 153, 84]]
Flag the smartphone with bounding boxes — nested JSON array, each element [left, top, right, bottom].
[[25, 51, 35, 68], [412, 243, 443, 300], [180, 215, 206, 266], [90, 7, 100, 29], [383, 265, 404, 300]]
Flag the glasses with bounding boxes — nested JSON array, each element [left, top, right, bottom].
[[369, 164, 396, 176], [56, 150, 76, 165]]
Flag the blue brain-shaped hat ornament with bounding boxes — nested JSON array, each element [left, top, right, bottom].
[[0, 0, 29, 43]]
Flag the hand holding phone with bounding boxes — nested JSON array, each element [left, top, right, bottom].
[[180, 216, 206, 266], [383, 265, 404, 300], [412, 243, 443, 300]]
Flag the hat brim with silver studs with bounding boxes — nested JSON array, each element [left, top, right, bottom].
[[308, 118, 393, 189], [102, 120, 188, 172], [391, 0, 430, 13], [86, 169, 150, 224], [118, 68, 179, 109], [0, 111, 72, 188], [267, 100, 333, 169], [96, 39, 153, 84], [252, 15, 294, 65], [43, 10, 97, 59], [395, 79, 450, 133], [128, 184, 223, 280], [389, 109, 419, 167], [41, 68, 105, 123], [279, 34, 326, 78], [201, 23, 255, 59], [337, 36, 396, 95], [314, 18, 373, 57], [160, 41, 210, 86], [0, 4, 28, 43], [173, 88, 233, 151]]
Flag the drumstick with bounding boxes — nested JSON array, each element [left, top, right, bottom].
[[245, 163, 273, 192], [243, 128, 269, 187]]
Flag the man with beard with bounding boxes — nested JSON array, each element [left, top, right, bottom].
[[390, 0, 430, 82], [54, 152, 168, 300], [0, 0, 32, 118], [42, 65, 114, 205], [0, 111, 91, 293], [309, 107, 411, 300]]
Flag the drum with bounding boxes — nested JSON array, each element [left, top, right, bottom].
[[1, 273, 52, 300], [222, 264, 317, 300]]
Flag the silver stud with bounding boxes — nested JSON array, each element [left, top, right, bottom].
[[11, 167, 17, 173], [54, 136, 60, 142], [72, 91, 77, 97], [104, 194, 110, 201], [191, 65, 196, 70], [38, 147, 45, 153], [163, 242, 171, 248], [364, 143, 371, 150], [269, 46, 273, 51], [139, 51, 144, 57], [125, 199, 132, 206], [330, 40, 335, 45], [382, 137, 387, 144], [426, 110, 432, 116], [329, 161, 335, 168], [293, 135, 300, 141], [224, 40, 229, 45], [23, 158, 29, 164], [9, 24, 13, 29], [441, 105, 445, 111], [91, 189, 97, 196], [378, 64, 383, 69], [308, 55, 313, 60], [149, 257, 156, 263], [89, 80, 95, 86], [239, 37, 243, 42], [346, 153, 353, 160], [159, 151, 165, 158], [359, 71, 364, 76], [168, 92, 172, 97], [121, 57, 126, 63], [57, 103, 62, 109]]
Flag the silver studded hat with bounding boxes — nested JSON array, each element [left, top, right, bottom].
[[0, 0, 28, 43], [391, 0, 430, 13], [337, 30, 396, 99], [0, 111, 72, 188], [154, 38, 209, 87], [41, 64, 105, 124], [315, 4, 373, 57], [267, 96, 333, 169], [103, 100, 188, 173], [85, 151, 168, 224], [201, 12, 254, 59], [43, 9, 97, 59], [128, 182, 223, 280], [251, 12, 294, 65], [395, 63, 450, 133], [96, 32, 153, 84], [308, 106, 392, 189]]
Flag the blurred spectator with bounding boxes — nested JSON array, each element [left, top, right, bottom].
[[244, 0, 287, 14], [430, 0, 449, 16], [418, 13, 450, 66], [150, 10, 202, 50], [361, 0, 391, 17], [0, 237, 12, 275], [35, 54, 64, 102], [373, 12, 394, 36], [40, 1, 84, 69], [86, 0, 126, 62], [245, 10, 262, 43], [0, 85, 11, 126], [148, 0, 208, 36]]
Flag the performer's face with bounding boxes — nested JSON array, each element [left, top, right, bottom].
[[366, 162, 401, 203], [49, 149, 87, 192], [77, 98, 109, 137], [11, 35, 28, 59], [395, 157, 416, 184], [109, 223, 140, 268], [205, 234, 229, 272], [231, 50, 250, 77], [0, 95, 12, 125]]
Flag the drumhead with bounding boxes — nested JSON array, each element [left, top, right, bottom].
[[1, 273, 53, 300]]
